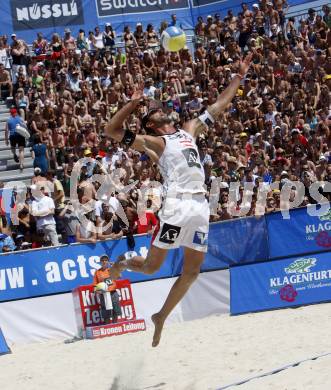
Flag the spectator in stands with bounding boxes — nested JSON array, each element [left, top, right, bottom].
[[0, 63, 13, 100], [103, 23, 116, 51], [5, 108, 25, 170], [10, 33, 29, 85], [0, 38, 11, 73], [0, 4, 330, 249], [32, 32, 48, 55], [0, 235, 15, 252], [31, 186, 59, 247], [31, 135, 49, 175], [46, 170, 65, 212], [58, 201, 79, 244], [135, 198, 158, 234], [75, 210, 97, 244], [15, 88, 29, 120]]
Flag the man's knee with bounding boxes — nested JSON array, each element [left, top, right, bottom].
[[181, 268, 200, 284]]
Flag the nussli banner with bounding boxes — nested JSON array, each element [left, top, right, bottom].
[[73, 279, 146, 339], [11, 0, 84, 30], [230, 252, 331, 315]]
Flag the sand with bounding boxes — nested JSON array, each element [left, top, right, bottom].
[[1, 303, 331, 390]]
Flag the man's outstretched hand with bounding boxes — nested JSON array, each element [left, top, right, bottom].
[[238, 52, 253, 78], [131, 83, 144, 102]]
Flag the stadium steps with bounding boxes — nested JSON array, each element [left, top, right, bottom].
[[0, 167, 35, 183], [0, 112, 10, 122], [0, 105, 34, 184], [0, 157, 34, 172]]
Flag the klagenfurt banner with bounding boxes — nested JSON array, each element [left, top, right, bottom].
[[267, 205, 331, 259], [0, 0, 315, 42], [230, 251, 331, 315]]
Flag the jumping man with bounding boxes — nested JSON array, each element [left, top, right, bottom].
[[105, 54, 252, 347]]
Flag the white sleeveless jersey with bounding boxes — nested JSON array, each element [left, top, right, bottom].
[[158, 129, 206, 195]]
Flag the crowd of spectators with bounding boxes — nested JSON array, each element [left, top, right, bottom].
[[0, 3, 330, 252]]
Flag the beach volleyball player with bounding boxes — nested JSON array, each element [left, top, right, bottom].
[[106, 54, 252, 347]]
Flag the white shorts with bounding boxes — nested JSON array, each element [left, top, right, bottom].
[[152, 194, 210, 253]]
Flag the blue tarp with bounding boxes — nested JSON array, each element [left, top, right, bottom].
[[0, 0, 315, 42]]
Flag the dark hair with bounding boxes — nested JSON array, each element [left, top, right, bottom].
[[34, 135, 41, 144]]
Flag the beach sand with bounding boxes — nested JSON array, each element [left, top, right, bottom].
[[1, 303, 331, 390]]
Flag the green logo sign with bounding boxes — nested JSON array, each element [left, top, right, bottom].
[[285, 258, 317, 274]]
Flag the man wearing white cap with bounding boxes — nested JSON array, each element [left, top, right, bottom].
[[316, 155, 328, 180], [206, 15, 218, 40]]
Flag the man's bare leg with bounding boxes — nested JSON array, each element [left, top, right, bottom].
[[18, 146, 24, 170], [151, 247, 204, 347], [111, 245, 204, 347]]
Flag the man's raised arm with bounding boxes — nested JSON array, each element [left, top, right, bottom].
[[184, 53, 252, 138], [105, 90, 142, 142]]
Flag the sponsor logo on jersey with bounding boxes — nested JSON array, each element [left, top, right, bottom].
[[193, 231, 208, 246], [159, 223, 181, 244], [182, 148, 201, 169]]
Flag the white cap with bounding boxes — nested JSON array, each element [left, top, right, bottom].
[[253, 3, 259, 8], [207, 15, 212, 19], [255, 132, 262, 138], [281, 171, 289, 176], [319, 155, 327, 161], [105, 22, 111, 26]]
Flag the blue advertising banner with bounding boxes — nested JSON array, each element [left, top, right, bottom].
[[0, 228, 224, 302], [0, 235, 176, 303], [230, 252, 331, 315], [0, 0, 315, 42], [266, 205, 331, 259]]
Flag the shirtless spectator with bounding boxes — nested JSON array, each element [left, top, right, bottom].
[[0, 63, 13, 99]]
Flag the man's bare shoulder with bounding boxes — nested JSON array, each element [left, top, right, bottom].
[[133, 134, 165, 159]]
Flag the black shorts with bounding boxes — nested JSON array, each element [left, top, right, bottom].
[[9, 133, 26, 148]]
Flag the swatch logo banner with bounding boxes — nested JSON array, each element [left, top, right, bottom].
[[96, 0, 188, 16], [11, 0, 84, 30]]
